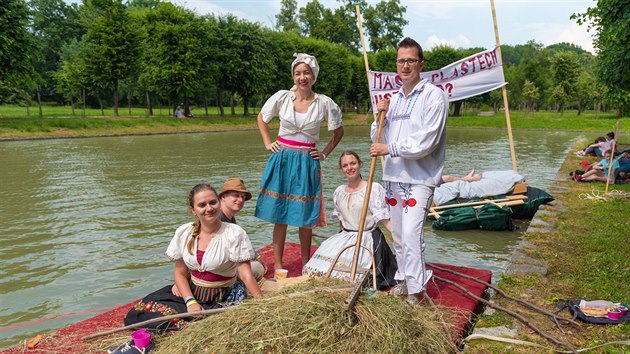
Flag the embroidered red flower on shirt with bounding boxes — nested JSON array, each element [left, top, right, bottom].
[[402, 198, 417, 207], [385, 197, 398, 206]]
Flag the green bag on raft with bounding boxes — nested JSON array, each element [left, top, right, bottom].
[[431, 203, 515, 231], [510, 186, 554, 219]]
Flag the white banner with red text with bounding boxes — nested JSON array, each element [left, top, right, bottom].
[[369, 47, 506, 107]]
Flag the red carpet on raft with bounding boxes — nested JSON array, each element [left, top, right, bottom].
[[3, 242, 490, 353]]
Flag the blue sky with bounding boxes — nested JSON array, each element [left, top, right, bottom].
[[67, 0, 597, 53], [174, 0, 596, 53]]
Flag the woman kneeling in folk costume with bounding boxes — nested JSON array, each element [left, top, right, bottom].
[[124, 184, 262, 331], [303, 151, 397, 290]]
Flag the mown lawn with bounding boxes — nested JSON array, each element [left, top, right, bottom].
[[1, 104, 628, 140], [468, 142, 630, 353]]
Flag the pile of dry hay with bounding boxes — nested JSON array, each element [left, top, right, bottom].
[[154, 278, 455, 354]]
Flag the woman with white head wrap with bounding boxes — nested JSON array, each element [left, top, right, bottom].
[[256, 53, 344, 270]]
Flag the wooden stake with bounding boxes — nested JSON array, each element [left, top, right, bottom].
[[432, 195, 527, 211], [348, 5, 386, 281], [605, 121, 620, 193], [490, 0, 518, 173]]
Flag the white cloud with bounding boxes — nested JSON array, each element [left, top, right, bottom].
[[404, 0, 487, 20], [425, 34, 472, 49], [520, 21, 595, 53]]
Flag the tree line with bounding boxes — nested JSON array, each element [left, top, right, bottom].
[[1, 0, 628, 117]]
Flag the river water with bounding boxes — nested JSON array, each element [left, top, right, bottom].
[[0, 126, 582, 348]]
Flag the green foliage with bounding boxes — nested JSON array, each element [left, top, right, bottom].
[[81, 0, 140, 116], [215, 15, 275, 115], [424, 45, 462, 71], [362, 0, 408, 51], [0, 0, 34, 87], [138, 3, 209, 107], [550, 51, 580, 111], [573, 0, 630, 91], [573, 0, 630, 116], [29, 0, 83, 94], [521, 80, 540, 111], [275, 0, 300, 33]]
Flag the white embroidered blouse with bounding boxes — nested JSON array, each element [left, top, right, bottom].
[[260, 89, 343, 141], [165, 222, 255, 278], [331, 182, 389, 231]]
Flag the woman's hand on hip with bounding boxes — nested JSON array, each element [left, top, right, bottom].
[[310, 148, 325, 161], [266, 140, 280, 153]]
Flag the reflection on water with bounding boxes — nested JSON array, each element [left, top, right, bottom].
[[0, 126, 581, 348]]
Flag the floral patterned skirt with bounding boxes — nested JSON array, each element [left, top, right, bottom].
[[123, 281, 246, 332]]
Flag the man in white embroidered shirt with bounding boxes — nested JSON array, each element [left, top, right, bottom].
[[369, 37, 448, 305]]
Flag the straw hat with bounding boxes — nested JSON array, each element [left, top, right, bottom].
[[220, 178, 252, 201]]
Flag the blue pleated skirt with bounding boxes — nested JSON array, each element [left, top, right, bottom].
[[255, 143, 326, 228]]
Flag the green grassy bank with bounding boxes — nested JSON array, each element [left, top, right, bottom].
[[1, 105, 628, 140], [469, 145, 630, 353]]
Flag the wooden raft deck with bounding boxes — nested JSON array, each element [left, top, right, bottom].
[[2, 243, 491, 353]]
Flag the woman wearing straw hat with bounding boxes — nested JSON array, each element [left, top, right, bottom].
[[256, 53, 344, 271]]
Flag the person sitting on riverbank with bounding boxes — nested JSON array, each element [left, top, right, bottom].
[[574, 151, 619, 183], [123, 184, 262, 333], [576, 132, 615, 157], [302, 151, 397, 290]]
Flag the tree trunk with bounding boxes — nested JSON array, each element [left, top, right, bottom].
[[36, 86, 43, 118], [145, 91, 153, 116], [24, 91, 30, 116], [216, 89, 224, 116], [128, 92, 132, 116], [243, 96, 249, 116], [204, 95, 209, 116], [184, 91, 190, 117], [452, 101, 462, 117], [82, 89, 86, 117], [98, 97, 104, 116], [70, 97, 75, 116], [113, 79, 119, 117], [230, 93, 235, 116]]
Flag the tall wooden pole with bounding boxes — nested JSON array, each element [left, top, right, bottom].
[[605, 121, 620, 193], [490, 0, 518, 172], [349, 5, 384, 281]]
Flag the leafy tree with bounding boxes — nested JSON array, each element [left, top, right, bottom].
[[298, 0, 361, 50], [550, 51, 580, 112], [215, 15, 274, 116], [299, 0, 325, 37], [574, 70, 597, 115], [81, 0, 140, 117], [275, 0, 300, 33], [362, 0, 407, 51], [521, 80, 540, 112], [573, 0, 630, 91], [0, 0, 34, 89], [550, 85, 569, 113], [54, 39, 89, 115], [29, 0, 83, 101], [138, 3, 210, 116], [574, 0, 630, 116], [126, 0, 162, 9]]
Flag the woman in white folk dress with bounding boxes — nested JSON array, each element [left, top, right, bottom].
[[303, 151, 397, 290]]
